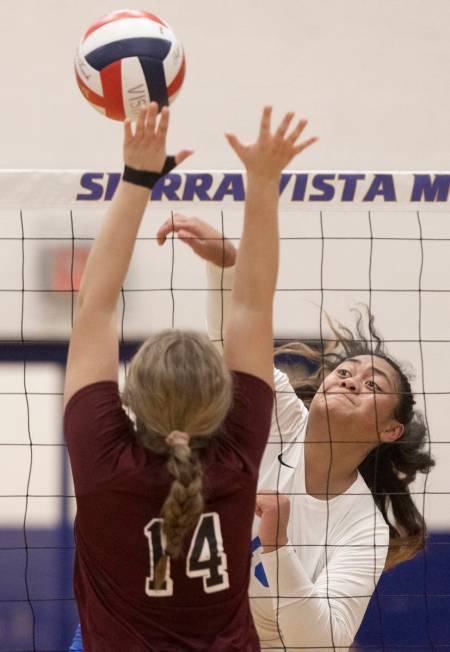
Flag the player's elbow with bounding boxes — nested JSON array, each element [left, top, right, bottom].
[[224, 306, 273, 352], [75, 289, 116, 319]]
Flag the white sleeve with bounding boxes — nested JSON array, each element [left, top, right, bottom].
[[271, 367, 308, 446], [207, 261, 308, 447], [261, 519, 389, 649]]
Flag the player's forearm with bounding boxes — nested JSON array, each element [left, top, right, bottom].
[[261, 546, 354, 648], [206, 262, 234, 351], [231, 173, 279, 312], [77, 180, 150, 313]]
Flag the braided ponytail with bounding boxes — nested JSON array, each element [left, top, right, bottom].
[[154, 433, 204, 589], [122, 329, 233, 585]]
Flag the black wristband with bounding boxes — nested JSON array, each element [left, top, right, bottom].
[[122, 155, 176, 189]]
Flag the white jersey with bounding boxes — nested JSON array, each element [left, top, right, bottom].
[[207, 262, 389, 652]]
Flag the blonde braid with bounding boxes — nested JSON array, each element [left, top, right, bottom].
[[154, 435, 204, 589]]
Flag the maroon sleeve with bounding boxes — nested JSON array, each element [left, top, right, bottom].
[[222, 371, 273, 474], [64, 381, 142, 495]]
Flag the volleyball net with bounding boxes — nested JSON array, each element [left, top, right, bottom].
[[0, 169, 449, 651]]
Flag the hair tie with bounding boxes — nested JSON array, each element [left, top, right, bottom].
[[166, 430, 190, 448]]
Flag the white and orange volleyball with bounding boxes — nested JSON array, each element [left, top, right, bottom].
[[75, 9, 186, 121]]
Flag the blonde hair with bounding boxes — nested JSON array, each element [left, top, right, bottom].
[[123, 329, 232, 586]]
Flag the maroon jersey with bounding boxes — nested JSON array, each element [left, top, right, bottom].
[[64, 371, 272, 652]]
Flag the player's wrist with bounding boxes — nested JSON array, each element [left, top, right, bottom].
[[261, 539, 289, 554], [246, 169, 281, 186], [259, 527, 289, 552], [207, 240, 237, 268], [122, 156, 176, 189]]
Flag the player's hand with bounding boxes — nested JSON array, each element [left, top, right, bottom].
[[123, 103, 193, 173], [256, 492, 291, 553], [156, 214, 237, 267], [225, 106, 318, 181]]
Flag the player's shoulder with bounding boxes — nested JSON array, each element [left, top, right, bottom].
[[274, 366, 295, 391], [339, 473, 390, 537], [232, 369, 273, 396], [64, 379, 121, 415], [64, 380, 130, 448], [273, 367, 309, 411], [229, 370, 274, 417]]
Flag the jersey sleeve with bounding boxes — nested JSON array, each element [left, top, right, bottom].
[[271, 367, 308, 446], [259, 514, 389, 648], [64, 381, 137, 495], [222, 371, 274, 475]]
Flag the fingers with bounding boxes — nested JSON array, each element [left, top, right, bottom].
[[156, 214, 182, 244], [175, 149, 194, 165], [262, 109, 318, 151], [155, 105, 169, 140], [156, 214, 201, 245], [258, 105, 272, 140], [293, 135, 319, 155], [156, 214, 185, 245], [132, 102, 167, 142], [287, 118, 308, 144], [123, 118, 133, 145], [274, 112, 295, 143], [255, 494, 264, 517], [256, 492, 290, 512], [143, 102, 158, 143], [225, 106, 317, 174], [177, 228, 201, 246], [275, 115, 318, 155], [225, 133, 247, 160], [134, 105, 147, 141]]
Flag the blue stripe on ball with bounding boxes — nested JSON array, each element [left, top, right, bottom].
[[86, 37, 171, 71], [139, 57, 169, 107]]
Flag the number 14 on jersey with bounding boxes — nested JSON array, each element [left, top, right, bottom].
[[144, 512, 230, 596]]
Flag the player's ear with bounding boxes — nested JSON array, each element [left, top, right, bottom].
[[380, 422, 404, 443]]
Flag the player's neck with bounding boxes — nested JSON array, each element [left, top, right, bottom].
[[304, 424, 372, 500]]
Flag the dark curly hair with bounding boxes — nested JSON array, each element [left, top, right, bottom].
[[276, 309, 435, 570]]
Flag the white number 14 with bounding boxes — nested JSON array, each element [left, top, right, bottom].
[[144, 512, 230, 597]]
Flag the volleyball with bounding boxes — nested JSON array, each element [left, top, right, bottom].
[[74, 9, 186, 121]]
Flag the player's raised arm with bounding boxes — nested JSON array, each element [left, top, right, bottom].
[[223, 107, 317, 388], [64, 103, 192, 407]]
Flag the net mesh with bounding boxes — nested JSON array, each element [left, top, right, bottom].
[[0, 170, 449, 651]]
